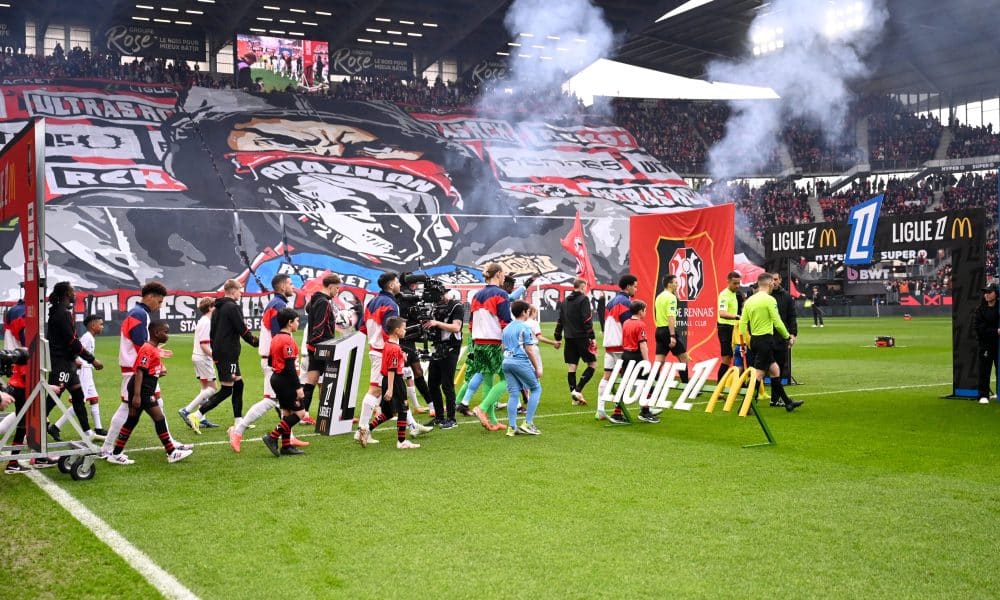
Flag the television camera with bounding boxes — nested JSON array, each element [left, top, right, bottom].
[[0, 347, 28, 378], [397, 273, 456, 360]]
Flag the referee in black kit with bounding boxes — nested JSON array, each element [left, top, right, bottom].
[[770, 272, 798, 405], [739, 273, 802, 412]]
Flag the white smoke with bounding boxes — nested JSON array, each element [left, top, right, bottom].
[[706, 0, 889, 180], [486, 0, 616, 116]]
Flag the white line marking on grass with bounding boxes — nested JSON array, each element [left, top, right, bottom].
[[28, 470, 200, 600], [121, 382, 949, 453]]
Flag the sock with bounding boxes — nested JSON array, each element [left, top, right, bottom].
[[526, 384, 542, 424], [231, 379, 245, 418], [479, 382, 506, 425], [679, 367, 689, 384], [0, 413, 15, 437], [185, 387, 214, 413], [271, 414, 301, 447], [199, 385, 233, 415], [397, 408, 408, 443], [612, 403, 623, 417], [576, 367, 595, 392], [369, 412, 390, 430], [406, 411, 418, 428], [567, 371, 577, 393], [56, 408, 72, 429], [102, 403, 130, 453], [358, 394, 378, 429], [460, 372, 485, 406], [508, 392, 520, 428], [406, 384, 418, 407], [597, 378, 609, 413], [90, 401, 102, 430], [70, 387, 91, 432], [113, 412, 141, 454], [772, 378, 787, 402], [302, 383, 315, 412], [238, 398, 276, 435], [717, 363, 729, 382], [154, 417, 175, 454]]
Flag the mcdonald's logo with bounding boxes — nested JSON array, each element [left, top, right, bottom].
[[818, 228, 838, 248], [950, 217, 973, 239]]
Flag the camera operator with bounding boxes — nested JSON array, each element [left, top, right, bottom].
[[397, 274, 435, 417], [421, 289, 464, 429], [46, 281, 104, 442], [2, 300, 33, 472]]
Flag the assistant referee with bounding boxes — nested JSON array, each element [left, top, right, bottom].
[[739, 273, 802, 412]]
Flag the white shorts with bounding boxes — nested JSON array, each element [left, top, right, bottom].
[[79, 367, 98, 400], [261, 358, 275, 398], [193, 356, 216, 382], [369, 351, 382, 385], [604, 350, 623, 371]]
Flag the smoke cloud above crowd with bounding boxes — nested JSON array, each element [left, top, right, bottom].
[[706, 0, 890, 181]]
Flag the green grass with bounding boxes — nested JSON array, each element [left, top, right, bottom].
[[3, 316, 1000, 599], [249, 67, 302, 92]]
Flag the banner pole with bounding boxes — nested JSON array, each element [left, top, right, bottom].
[[743, 399, 777, 448]]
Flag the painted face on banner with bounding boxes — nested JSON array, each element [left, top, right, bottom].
[[218, 114, 459, 266]]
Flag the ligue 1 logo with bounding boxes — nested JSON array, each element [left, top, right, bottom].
[[669, 247, 703, 301]]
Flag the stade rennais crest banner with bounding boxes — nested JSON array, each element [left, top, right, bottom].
[[629, 203, 735, 365], [0, 80, 707, 331]]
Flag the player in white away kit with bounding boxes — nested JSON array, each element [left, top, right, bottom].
[[178, 298, 218, 430], [50, 314, 108, 439], [101, 282, 192, 458]]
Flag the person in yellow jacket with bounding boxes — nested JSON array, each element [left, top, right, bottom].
[[739, 273, 803, 412]]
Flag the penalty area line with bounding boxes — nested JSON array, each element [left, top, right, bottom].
[[27, 470, 200, 600]]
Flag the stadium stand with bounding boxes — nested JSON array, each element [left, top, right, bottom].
[[947, 123, 1000, 159]]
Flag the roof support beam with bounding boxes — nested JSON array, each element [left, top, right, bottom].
[[327, 0, 390, 52], [416, 0, 508, 73], [208, 0, 258, 57]]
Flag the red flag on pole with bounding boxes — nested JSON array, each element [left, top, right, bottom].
[[560, 211, 597, 287]]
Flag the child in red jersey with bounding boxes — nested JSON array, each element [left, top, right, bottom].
[[357, 317, 419, 449], [109, 321, 193, 465], [621, 300, 660, 424], [262, 309, 308, 457]]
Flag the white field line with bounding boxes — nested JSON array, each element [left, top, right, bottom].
[[28, 470, 200, 600], [120, 381, 949, 453]]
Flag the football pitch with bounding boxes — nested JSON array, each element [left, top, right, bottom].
[[2, 316, 999, 599]]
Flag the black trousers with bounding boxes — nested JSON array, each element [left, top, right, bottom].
[[977, 341, 998, 398], [812, 305, 824, 325], [427, 351, 459, 420]]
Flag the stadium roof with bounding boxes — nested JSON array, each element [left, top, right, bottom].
[[7, 0, 999, 103]]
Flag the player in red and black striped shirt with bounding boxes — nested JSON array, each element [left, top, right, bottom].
[[109, 321, 193, 465], [262, 309, 308, 457], [357, 317, 419, 449]]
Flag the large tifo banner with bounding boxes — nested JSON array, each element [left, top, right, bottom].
[[629, 204, 735, 365], [765, 208, 986, 397], [0, 80, 707, 311]]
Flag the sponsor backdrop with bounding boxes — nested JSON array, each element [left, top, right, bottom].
[[0, 80, 708, 329], [629, 203, 735, 365], [765, 208, 987, 397], [97, 24, 206, 62]]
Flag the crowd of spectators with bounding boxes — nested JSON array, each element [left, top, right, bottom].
[[1, 45, 221, 88], [611, 99, 707, 174], [867, 98, 943, 167], [784, 117, 863, 173], [818, 175, 937, 222], [705, 180, 813, 242], [947, 123, 1000, 159], [940, 171, 998, 277]]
